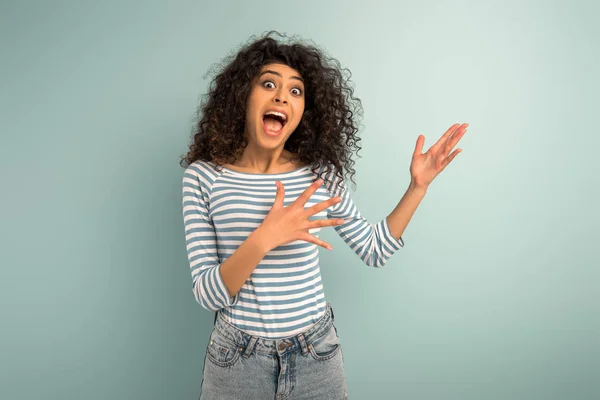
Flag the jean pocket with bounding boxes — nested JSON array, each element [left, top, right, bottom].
[[308, 325, 341, 361], [205, 330, 241, 368]]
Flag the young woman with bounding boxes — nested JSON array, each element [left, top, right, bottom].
[[181, 31, 468, 399]]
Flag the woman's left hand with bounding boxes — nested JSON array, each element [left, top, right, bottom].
[[409, 122, 469, 190]]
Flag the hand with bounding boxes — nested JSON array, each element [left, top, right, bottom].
[[410, 123, 469, 189], [255, 178, 345, 252]]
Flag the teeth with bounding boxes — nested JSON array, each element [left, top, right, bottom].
[[264, 111, 287, 121]]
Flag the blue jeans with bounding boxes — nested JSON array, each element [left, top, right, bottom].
[[199, 302, 348, 399]]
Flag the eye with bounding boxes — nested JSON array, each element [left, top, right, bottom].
[[261, 80, 303, 96]]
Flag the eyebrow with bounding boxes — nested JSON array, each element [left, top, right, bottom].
[[259, 70, 304, 84]]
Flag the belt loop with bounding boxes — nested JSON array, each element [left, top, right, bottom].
[[296, 333, 309, 355], [242, 336, 258, 359]]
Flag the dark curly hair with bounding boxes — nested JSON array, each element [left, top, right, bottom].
[[180, 30, 364, 190]]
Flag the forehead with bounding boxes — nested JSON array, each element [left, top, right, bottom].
[[258, 63, 303, 82]]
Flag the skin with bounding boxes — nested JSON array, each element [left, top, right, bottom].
[[385, 122, 468, 243], [411, 123, 468, 189], [224, 62, 306, 174]]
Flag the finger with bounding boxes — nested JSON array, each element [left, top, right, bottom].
[[304, 196, 342, 216], [413, 135, 425, 157], [442, 148, 462, 168], [292, 178, 323, 208], [308, 218, 345, 229], [301, 232, 332, 250], [432, 123, 464, 152], [443, 125, 468, 157], [273, 181, 285, 207]]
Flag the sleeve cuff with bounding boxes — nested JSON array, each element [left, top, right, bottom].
[[383, 217, 405, 250], [216, 264, 240, 307]]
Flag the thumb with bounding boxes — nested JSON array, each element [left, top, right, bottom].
[[414, 134, 425, 157], [274, 181, 285, 207]]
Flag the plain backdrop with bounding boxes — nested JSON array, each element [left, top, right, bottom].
[[1, 0, 598, 399]]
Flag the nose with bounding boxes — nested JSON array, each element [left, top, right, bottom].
[[273, 89, 288, 104]]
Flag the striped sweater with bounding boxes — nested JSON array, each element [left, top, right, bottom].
[[182, 159, 404, 339]]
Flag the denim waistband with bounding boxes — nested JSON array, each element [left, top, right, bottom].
[[212, 302, 335, 356]]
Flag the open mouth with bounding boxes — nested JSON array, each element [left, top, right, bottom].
[[262, 111, 287, 136]]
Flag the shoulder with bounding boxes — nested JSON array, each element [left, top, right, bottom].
[[183, 159, 225, 194]]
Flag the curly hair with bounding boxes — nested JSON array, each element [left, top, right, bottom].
[[180, 30, 364, 190]]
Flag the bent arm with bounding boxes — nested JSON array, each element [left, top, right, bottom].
[[182, 167, 269, 311]]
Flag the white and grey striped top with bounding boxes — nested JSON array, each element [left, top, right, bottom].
[[182, 159, 404, 339]]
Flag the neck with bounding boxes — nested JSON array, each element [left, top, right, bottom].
[[234, 143, 295, 174]]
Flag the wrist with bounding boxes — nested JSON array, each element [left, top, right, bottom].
[[249, 227, 274, 254], [409, 179, 428, 195]]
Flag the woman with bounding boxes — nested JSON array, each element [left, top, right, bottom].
[[181, 31, 468, 399]]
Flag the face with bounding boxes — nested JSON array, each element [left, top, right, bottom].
[[244, 63, 305, 150]]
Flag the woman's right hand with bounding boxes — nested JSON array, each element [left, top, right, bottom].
[[254, 178, 345, 252]]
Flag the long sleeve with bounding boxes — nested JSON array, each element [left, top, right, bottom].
[[323, 166, 404, 268], [182, 165, 239, 311]]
